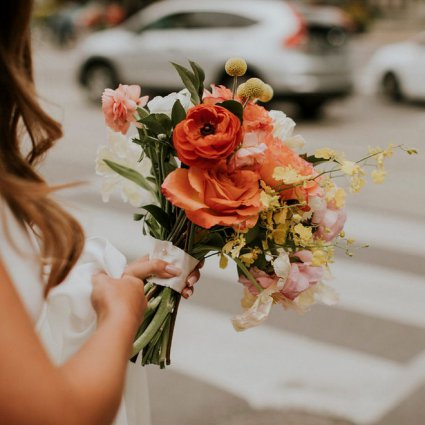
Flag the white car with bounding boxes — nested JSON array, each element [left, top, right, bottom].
[[77, 0, 353, 116], [367, 32, 425, 102]]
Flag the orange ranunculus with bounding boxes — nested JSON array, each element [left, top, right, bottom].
[[260, 135, 320, 201], [162, 161, 262, 229], [173, 104, 243, 168]]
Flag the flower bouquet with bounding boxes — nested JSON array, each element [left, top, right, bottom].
[[97, 58, 416, 368]]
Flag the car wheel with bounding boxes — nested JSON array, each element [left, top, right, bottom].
[[82, 62, 117, 103], [381, 73, 402, 102], [297, 100, 325, 120]]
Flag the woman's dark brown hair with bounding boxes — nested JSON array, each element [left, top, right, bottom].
[[0, 0, 85, 292]]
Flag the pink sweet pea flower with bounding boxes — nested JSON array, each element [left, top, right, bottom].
[[102, 84, 148, 134], [313, 202, 347, 242], [238, 267, 278, 296], [282, 250, 324, 300]]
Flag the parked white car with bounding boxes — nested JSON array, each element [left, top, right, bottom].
[[77, 0, 353, 116], [367, 32, 425, 102]]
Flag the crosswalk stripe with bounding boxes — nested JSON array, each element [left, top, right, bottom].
[[172, 303, 425, 425]]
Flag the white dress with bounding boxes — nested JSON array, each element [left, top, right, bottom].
[[0, 202, 151, 425]]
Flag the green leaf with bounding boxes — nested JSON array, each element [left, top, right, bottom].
[[171, 62, 200, 105], [140, 113, 172, 135], [217, 100, 244, 123], [189, 60, 205, 96], [300, 154, 332, 165], [171, 99, 186, 128], [245, 225, 261, 245], [134, 213, 145, 221], [137, 107, 150, 120], [103, 160, 153, 193], [141, 204, 172, 232]]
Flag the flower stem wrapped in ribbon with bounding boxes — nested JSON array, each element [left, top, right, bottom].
[[98, 60, 416, 368]]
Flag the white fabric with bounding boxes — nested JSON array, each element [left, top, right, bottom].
[[146, 234, 199, 293], [0, 203, 151, 425]]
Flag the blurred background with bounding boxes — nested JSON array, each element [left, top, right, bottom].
[[32, 0, 424, 424]]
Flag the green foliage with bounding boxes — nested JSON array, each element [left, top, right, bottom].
[[140, 113, 172, 136], [171, 61, 205, 105], [171, 99, 186, 128], [217, 100, 244, 123], [141, 204, 173, 232], [103, 159, 153, 193]]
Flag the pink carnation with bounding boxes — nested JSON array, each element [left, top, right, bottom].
[[102, 84, 148, 134], [203, 84, 233, 105], [313, 202, 347, 242], [282, 251, 323, 300]]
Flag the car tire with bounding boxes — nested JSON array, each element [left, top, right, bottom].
[[381, 72, 402, 102], [297, 100, 325, 119], [82, 62, 118, 103]]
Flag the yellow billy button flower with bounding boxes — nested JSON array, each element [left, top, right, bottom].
[[243, 77, 265, 99], [225, 57, 248, 77], [236, 83, 247, 99], [259, 84, 274, 103]]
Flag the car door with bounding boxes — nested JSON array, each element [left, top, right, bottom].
[[123, 10, 258, 90]]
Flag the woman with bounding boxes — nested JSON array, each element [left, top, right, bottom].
[[0, 1, 199, 424]]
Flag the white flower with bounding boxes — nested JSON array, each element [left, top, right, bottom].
[[232, 287, 275, 331], [269, 110, 305, 150], [96, 130, 155, 207], [147, 89, 193, 116]]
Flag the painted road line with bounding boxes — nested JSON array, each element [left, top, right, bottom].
[[344, 207, 425, 257], [172, 303, 425, 425]]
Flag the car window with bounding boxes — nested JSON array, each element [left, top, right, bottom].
[[140, 11, 257, 32]]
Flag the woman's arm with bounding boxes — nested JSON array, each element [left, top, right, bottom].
[[0, 258, 178, 425]]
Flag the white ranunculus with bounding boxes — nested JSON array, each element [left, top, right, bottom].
[[147, 89, 193, 116], [96, 130, 155, 207], [269, 110, 305, 150]]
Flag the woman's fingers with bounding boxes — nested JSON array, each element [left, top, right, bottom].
[[181, 287, 193, 299], [125, 258, 182, 280]]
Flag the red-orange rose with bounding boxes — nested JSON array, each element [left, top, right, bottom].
[[162, 161, 262, 229], [173, 104, 243, 168]]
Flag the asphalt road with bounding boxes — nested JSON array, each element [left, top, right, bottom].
[[33, 27, 425, 425]]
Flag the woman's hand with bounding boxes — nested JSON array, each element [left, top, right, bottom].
[[92, 258, 182, 332], [124, 256, 205, 300]]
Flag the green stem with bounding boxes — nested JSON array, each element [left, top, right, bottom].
[[132, 287, 174, 356], [165, 294, 181, 365], [233, 257, 263, 293]]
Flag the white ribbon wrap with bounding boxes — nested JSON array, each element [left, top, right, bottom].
[[146, 235, 199, 293], [36, 237, 151, 425]]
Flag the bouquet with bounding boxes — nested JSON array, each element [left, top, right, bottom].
[[97, 58, 416, 368]]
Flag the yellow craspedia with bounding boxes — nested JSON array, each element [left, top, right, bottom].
[[259, 84, 274, 102], [236, 83, 247, 99], [225, 57, 248, 77], [243, 77, 265, 99]]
